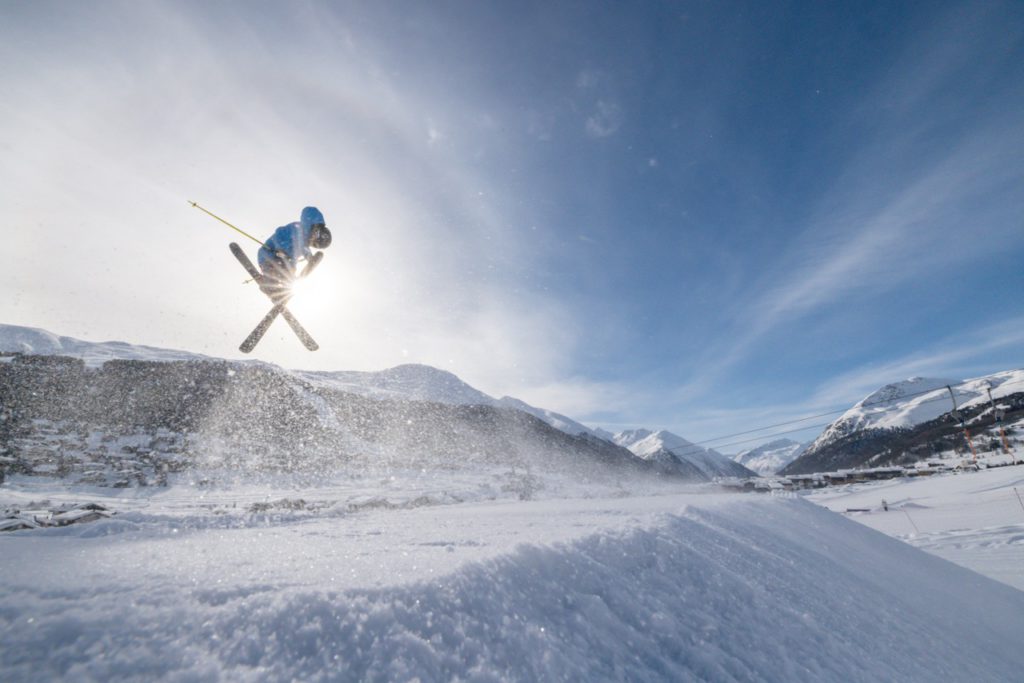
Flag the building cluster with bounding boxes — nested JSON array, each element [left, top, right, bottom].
[[717, 456, 1016, 493]]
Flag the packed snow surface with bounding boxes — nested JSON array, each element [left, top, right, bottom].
[[3, 473, 1024, 681]]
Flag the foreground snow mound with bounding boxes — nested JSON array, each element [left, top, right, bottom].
[[2, 496, 1022, 681]]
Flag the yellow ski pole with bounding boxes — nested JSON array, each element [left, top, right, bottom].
[[188, 200, 265, 247]]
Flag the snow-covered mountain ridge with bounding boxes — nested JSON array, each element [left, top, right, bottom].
[[733, 438, 807, 476], [0, 323, 603, 442], [784, 370, 1024, 474], [806, 371, 1024, 454], [0, 324, 736, 482], [614, 429, 757, 480], [1, 324, 714, 484]]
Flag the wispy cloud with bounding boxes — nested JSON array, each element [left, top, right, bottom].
[[808, 315, 1024, 407], [512, 376, 642, 421], [575, 68, 624, 138], [685, 5, 1024, 388], [584, 100, 624, 138]]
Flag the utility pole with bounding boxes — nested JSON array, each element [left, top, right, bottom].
[[987, 386, 1013, 461], [947, 385, 977, 461]]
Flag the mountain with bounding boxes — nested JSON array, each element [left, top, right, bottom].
[[733, 438, 807, 476], [494, 396, 609, 441], [783, 371, 1024, 474], [294, 363, 619, 445], [296, 366, 613, 441], [0, 324, 680, 487], [0, 324, 610, 443], [614, 429, 757, 481], [807, 377, 959, 451]]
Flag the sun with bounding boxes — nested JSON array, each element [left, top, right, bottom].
[[287, 272, 315, 300], [285, 268, 332, 329]]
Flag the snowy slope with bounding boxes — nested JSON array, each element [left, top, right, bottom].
[[806, 460, 1024, 591], [2, 483, 1024, 681], [733, 438, 807, 476], [808, 371, 1024, 453], [496, 396, 608, 440], [298, 366, 613, 441], [0, 323, 603, 442], [0, 354, 654, 485], [615, 429, 756, 480]]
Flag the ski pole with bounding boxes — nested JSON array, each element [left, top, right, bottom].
[[188, 201, 265, 247]]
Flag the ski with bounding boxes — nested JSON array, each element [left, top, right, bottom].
[[239, 289, 320, 353], [229, 242, 262, 280], [230, 243, 323, 352]]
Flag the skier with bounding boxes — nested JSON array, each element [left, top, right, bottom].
[[258, 206, 332, 283]]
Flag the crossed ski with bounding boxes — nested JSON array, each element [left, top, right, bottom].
[[230, 242, 322, 353]]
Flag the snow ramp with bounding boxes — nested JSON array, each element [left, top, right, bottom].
[[2, 496, 1023, 681]]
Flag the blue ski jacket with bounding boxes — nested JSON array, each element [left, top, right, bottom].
[[258, 206, 325, 272]]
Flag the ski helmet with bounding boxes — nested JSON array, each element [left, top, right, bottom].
[[300, 206, 325, 228], [311, 224, 332, 249]]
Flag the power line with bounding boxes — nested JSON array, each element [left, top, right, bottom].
[[701, 421, 840, 453]]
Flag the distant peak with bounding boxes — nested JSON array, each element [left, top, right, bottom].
[[648, 430, 694, 448], [758, 438, 800, 450], [612, 429, 653, 448]]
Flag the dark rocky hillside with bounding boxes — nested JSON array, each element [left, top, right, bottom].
[[780, 392, 1024, 475], [0, 354, 669, 486]]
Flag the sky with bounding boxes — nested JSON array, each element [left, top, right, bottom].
[[1, 0, 1022, 448]]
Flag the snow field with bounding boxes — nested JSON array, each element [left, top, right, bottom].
[[3, 491, 1024, 681], [807, 462, 1024, 590]]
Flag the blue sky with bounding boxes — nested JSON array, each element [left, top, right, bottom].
[[1, 0, 1022, 447]]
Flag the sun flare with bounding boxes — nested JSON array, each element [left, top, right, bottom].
[[285, 269, 331, 329]]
